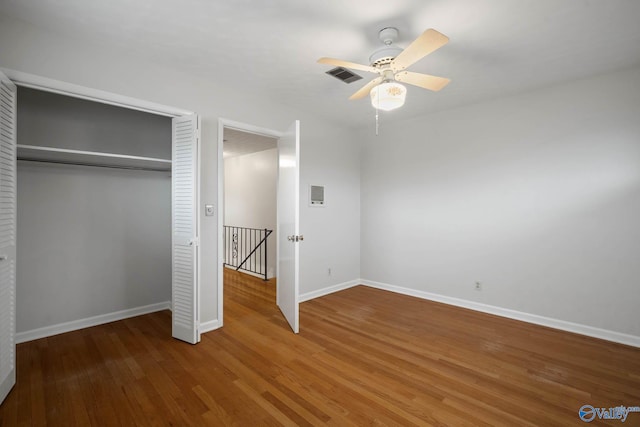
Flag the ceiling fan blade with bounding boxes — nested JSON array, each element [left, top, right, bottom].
[[318, 57, 378, 74], [349, 77, 383, 100], [391, 29, 449, 72], [394, 71, 450, 92]]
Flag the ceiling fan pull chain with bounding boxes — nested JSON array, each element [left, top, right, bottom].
[[375, 107, 379, 136]]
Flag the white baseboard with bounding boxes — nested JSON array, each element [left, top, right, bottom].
[[199, 319, 221, 334], [299, 279, 360, 303], [361, 279, 640, 348], [16, 301, 171, 344]]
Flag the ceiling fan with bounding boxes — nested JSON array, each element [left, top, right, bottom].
[[318, 27, 450, 111]]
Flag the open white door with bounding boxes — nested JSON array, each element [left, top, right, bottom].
[[277, 120, 300, 333], [171, 114, 200, 344], [0, 72, 17, 404]]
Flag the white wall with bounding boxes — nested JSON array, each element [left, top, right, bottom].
[[299, 121, 361, 294], [17, 164, 171, 332], [16, 87, 172, 333], [0, 16, 361, 326], [224, 148, 277, 278], [360, 66, 640, 338]]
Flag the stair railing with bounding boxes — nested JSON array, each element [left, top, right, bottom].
[[223, 225, 273, 281]]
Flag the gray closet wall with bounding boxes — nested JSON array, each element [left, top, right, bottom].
[[16, 87, 172, 334]]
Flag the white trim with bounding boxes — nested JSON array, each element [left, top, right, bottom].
[[199, 319, 221, 334], [361, 279, 640, 348], [299, 279, 360, 303], [217, 120, 225, 328], [16, 301, 171, 344], [220, 118, 284, 139], [196, 115, 202, 343], [217, 118, 284, 329], [1, 68, 192, 118]]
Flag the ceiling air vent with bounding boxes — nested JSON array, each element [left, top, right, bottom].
[[326, 67, 362, 84]]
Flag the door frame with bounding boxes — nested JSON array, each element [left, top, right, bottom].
[[217, 118, 282, 327], [1, 68, 192, 117], [2, 68, 199, 335]]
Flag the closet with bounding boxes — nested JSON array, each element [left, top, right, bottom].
[[0, 76, 200, 405], [16, 87, 172, 341]]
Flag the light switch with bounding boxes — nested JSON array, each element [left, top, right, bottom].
[[205, 205, 214, 216]]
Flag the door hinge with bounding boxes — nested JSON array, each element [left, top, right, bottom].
[[287, 235, 304, 242]]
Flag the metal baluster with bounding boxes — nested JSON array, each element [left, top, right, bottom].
[[263, 228, 268, 280], [224, 225, 272, 279]]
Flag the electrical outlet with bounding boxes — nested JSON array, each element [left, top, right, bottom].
[[475, 281, 482, 291], [327, 268, 332, 276]]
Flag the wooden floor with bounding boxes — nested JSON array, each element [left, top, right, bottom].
[[1, 271, 639, 426]]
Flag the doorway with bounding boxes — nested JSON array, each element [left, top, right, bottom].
[[222, 128, 278, 320], [217, 119, 301, 333], [223, 128, 278, 281]]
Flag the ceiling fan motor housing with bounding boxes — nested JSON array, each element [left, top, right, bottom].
[[369, 45, 403, 67], [370, 27, 402, 67]]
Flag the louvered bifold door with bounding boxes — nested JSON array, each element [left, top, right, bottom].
[[0, 72, 17, 404], [171, 115, 200, 344]]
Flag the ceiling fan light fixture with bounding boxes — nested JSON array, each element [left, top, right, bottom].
[[370, 81, 406, 111]]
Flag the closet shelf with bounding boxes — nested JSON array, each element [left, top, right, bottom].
[[17, 144, 172, 171]]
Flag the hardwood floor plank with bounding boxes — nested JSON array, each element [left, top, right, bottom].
[[273, 370, 352, 426], [1, 270, 639, 426], [192, 384, 241, 426], [28, 341, 46, 426], [214, 346, 327, 426], [233, 378, 298, 426], [58, 341, 92, 426]]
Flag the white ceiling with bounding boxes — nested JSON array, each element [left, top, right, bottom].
[[2, 0, 640, 129], [223, 128, 277, 159]]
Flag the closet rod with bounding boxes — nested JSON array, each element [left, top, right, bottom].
[[17, 157, 171, 172]]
